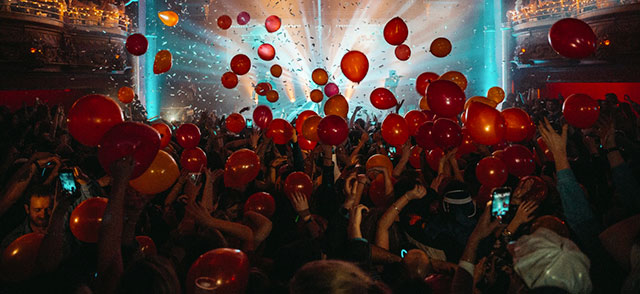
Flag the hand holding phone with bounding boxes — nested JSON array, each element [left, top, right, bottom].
[[58, 168, 78, 195]]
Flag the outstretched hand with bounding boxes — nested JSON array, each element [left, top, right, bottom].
[[470, 202, 502, 242], [538, 117, 569, 170], [290, 191, 309, 213]]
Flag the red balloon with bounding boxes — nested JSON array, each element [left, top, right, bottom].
[[1, 232, 44, 282], [422, 110, 436, 122], [430, 38, 452, 58], [221, 72, 238, 89], [383, 17, 408, 45], [395, 44, 411, 61], [476, 156, 508, 187], [180, 147, 207, 173], [186, 248, 249, 294], [369, 175, 396, 208], [152, 122, 172, 148], [153, 50, 172, 74], [265, 15, 281, 32], [217, 15, 232, 29], [284, 172, 313, 199], [464, 102, 506, 146], [298, 137, 317, 150], [536, 136, 554, 162], [503, 144, 535, 177], [457, 127, 478, 157], [409, 146, 423, 169], [295, 110, 318, 135], [266, 119, 294, 144], [126, 33, 148, 56], [244, 192, 276, 218], [416, 72, 439, 96], [426, 147, 445, 171], [370, 88, 397, 110], [255, 82, 272, 96], [340, 51, 369, 83], [405, 110, 428, 136], [317, 115, 349, 146], [432, 118, 462, 150], [258, 43, 276, 61], [475, 185, 493, 208], [426, 80, 466, 118], [176, 123, 201, 149], [381, 114, 410, 147], [225, 113, 245, 133], [310, 89, 324, 103], [98, 122, 161, 179], [136, 236, 157, 256], [237, 11, 250, 25], [312, 68, 329, 85], [492, 149, 505, 161], [253, 105, 273, 129], [67, 94, 124, 146], [224, 149, 260, 188], [324, 83, 339, 97], [415, 121, 437, 150], [548, 18, 596, 59], [502, 108, 534, 142], [562, 93, 600, 129], [70, 197, 108, 243], [230, 54, 251, 75]]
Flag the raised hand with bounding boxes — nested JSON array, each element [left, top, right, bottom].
[[290, 191, 309, 214], [405, 184, 427, 200], [469, 202, 502, 242], [538, 117, 569, 170]]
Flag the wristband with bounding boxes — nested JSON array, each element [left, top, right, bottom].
[[604, 147, 621, 154], [298, 209, 311, 219]]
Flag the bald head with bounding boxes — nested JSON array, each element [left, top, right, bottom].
[[402, 249, 431, 280]]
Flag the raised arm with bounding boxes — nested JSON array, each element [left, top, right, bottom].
[[392, 142, 411, 178], [186, 200, 255, 252], [375, 185, 426, 250]]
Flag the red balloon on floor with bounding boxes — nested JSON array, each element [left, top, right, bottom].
[[317, 115, 349, 146], [265, 15, 281, 32], [230, 54, 251, 75], [548, 18, 596, 59], [98, 122, 161, 179], [180, 147, 207, 173], [503, 144, 535, 177], [253, 105, 273, 129], [126, 33, 148, 56], [426, 80, 466, 118], [221, 72, 238, 89], [70, 197, 108, 243], [383, 17, 408, 45], [224, 149, 260, 188], [476, 156, 508, 187], [562, 93, 600, 129], [340, 51, 369, 83], [244, 192, 276, 218], [186, 248, 250, 294], [266, 118, 294, 144], [176, 123, 201, 149], [284, 172, 313, 199], [67, 94, 124, 146], [258, 43, 276, 61], [370, 88, 397, 110], [225, 113, 245, 133], [382, 114, 409, 147]]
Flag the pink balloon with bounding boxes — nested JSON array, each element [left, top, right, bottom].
[[237, 11, 250, 25], [324, 83, 339, 97]]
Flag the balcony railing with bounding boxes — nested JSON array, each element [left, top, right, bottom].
[[507, 0, 637, 25]]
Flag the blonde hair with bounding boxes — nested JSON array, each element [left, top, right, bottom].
[[289, 260, 388, 294]]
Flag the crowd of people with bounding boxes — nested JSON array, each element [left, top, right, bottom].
[[0, 90, 639, 294]]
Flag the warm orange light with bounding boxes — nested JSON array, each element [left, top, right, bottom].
[[603, 39, 610, 46], [30, 47, 37, 53], [521, 48, 526, 53]]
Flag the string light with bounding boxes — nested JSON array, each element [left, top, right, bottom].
[[9, 0, 130, 29], [506, 0, 621, 23]]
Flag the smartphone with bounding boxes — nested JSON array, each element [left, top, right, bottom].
[[246, 118, 253, 129], [58, 168, 78, 194], [40, 161, 54, 180], [491, 187, 512, 222]]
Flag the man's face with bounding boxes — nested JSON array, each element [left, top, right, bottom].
[[25, 196, 51, 229]]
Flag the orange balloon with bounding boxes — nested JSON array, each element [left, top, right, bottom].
[[302, 115, 321, 142], [464, 102, 506, 146], [153, 50, 172, 74], [224, 149, 261, 188], [340, 51, 369, 83], [366, 154, 393, 175], [1, 232, 44, 282], [439, 71, 467, 91], [464, 96, 497, 110], [419, 96, 430, 110], [310, 89, 324, 103], [324, 95, 348, 118], [130, 150, 179, 195], [266, 90, 279, 103], [487, 87, 506, 104], [312, 68, 328, 85], [430, 37, 452, 58], [270, 64, 282, 77], [158, 11, 179, 26], [118, 86, 135, 104], [151, 122, 172, 148], [70, 197, 108, 243]]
